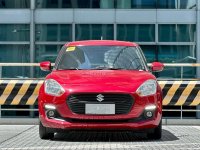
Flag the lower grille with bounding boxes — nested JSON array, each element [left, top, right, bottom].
[[67, 94, 134, 115]]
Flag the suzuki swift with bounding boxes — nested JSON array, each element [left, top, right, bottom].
[[39, 40, 164, 140]]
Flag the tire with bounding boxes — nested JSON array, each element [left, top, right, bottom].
[[147, 120, 162, 140], [39, 121, 54, 140]]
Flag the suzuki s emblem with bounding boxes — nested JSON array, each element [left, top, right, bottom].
[[96, 94, 104, 102]]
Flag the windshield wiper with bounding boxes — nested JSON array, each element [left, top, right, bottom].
[[92, 66, 124, 70], [58, 68, 81, 70], [106, 67, 124, 70]]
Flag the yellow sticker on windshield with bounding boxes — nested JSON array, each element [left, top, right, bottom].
[[66, 46, 76, 52]]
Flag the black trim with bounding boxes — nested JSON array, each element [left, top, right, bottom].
[[67, 93, 134, 115]]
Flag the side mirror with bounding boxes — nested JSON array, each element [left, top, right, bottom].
[[40, 61, 51, 71], [151, 62, 164, 72]]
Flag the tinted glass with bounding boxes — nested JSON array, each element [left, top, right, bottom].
[[35, 45, 62, 63], [36, 24, 72, 41], [35, 0, 196, 9], [0, 24, 30, 41], [158, 45, 196, 63], [131, 0, 156, 8], [75, 24, 114, 40], [58, 46, 146, 70], [0, 45, 30, 78], [74, 0, 114, 8], [158, 0, 196, 9], [0, 0, 30, 8], [117, 24, 155, 42], [36, 0, 115, 8], [140, 45, 157, 63], [157, 45, 196, 78], [159, 24, 196, 42], [35, 45, 62, 78]]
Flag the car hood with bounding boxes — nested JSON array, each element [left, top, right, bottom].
[[48, 70, 156, 87]]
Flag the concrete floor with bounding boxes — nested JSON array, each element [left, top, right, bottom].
[[1, 125, 200, 150]]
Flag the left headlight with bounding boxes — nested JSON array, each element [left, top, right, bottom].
[[44, 79, 65, 96], [136, 79, 157, 97]]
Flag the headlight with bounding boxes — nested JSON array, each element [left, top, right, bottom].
[[136, 79, 157, 96], [44, 79, 65, 96]]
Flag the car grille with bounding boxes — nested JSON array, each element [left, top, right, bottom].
[[67, 94, 134, 115]]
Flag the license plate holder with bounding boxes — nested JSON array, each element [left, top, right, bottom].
[[85, 104, 115, 115]]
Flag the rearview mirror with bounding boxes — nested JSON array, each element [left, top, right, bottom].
[[151, 62, 164, 72], [40, 61, 51, 71]]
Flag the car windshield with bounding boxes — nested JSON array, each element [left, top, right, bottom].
[[57, 46, 146, 70]]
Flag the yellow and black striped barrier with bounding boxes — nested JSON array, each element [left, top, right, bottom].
[[0, 80, 43, 105], [0, 80, 199, 106], [159, 80, 200, 106]]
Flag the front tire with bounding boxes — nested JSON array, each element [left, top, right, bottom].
[[147, 120, 162, 140], [39, 121, 54, 140]]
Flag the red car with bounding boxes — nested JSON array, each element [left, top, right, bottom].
[[39, 40, 164, 140]]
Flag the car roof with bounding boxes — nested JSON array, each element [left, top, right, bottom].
[[65, 40, 138, 47]]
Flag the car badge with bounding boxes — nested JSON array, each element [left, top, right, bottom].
[[96, 94, 104, 102]]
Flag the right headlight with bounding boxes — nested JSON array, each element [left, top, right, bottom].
[[136, 79, 157, 97], [44, 79, 65, 96]]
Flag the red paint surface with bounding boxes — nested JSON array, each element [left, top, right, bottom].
[[65, 40, 138, 47]]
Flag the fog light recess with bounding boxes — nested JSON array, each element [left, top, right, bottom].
[[47, 110, 55, 118], [144, 105, 156, 119], [44, 104, 57, 119], [145, 111, 153, 118]]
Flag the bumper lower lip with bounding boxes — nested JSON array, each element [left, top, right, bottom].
[[40, 114, 161, 130]]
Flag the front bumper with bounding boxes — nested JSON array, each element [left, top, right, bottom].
[[40, 112, 161, 131], [39, 84, 163, 131]]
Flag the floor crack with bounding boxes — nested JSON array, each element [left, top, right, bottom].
[[0, 125, 36, 146]]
